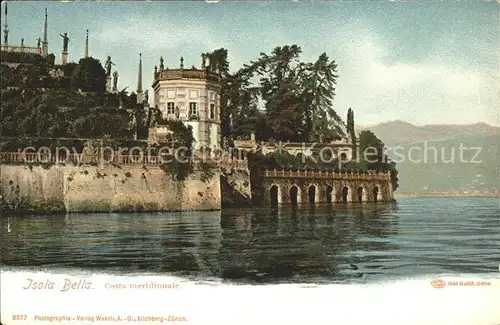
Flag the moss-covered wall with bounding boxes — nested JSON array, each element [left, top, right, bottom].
[[0, 164, 221, 213], [221, 169, 252, 208]]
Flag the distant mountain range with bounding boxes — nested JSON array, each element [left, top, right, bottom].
[[357, 120, 500, 147], [356, 121, 500, 195]]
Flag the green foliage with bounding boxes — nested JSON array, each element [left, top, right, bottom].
[[61, 62, 78, 78], [389, 161, 399, 191], [199, 161, 217, 183], [204, 48, 229, 75], [45, 54, 55, 67], [1, 62, 52, 89], [0, 56, 143, 146], [0, 88, 135, 140], [153, 107, 195, 150], [359, 130, 384, 169], [202, 48, 232, 143], [347, 108, 355, 141], [248, 151, 339, 173], [151, 109, 196, 181], [212, 45, 344, 142], [0, 51, 44, 64], [159, 159, 194, 182], [244, 129, 399, 190], [70, 57, 106, 92], [358, 130, 399, 190]]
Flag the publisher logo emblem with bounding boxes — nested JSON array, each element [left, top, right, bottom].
[[431, 279, 446, 289]]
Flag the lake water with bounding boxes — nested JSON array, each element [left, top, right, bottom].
[[1, 197, 499, 283], [1, 197, 499, 325]]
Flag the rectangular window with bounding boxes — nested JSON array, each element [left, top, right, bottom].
[[210, 103, 215, 119], [167, 102, 175, 115], [189, 102, 197, 116]]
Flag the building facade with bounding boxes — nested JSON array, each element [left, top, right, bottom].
[[151, 57, 222, 150], [232, 138, 357, 162]]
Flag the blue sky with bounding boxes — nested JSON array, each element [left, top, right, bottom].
[[2, 1, 499, 126]]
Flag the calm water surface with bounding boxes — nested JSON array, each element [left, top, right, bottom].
[[1, 198, 499, 284]]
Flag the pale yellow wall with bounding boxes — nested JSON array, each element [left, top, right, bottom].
[[153, 76, 221, 149], [1, 164, 221, 212]]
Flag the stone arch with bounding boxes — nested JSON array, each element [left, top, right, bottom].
[[308, 184, 319, 203], [325, 185, 334, 203], [269, 184, 280, 206], [341, 185, 350, 203], [289, 184, 301, 205]]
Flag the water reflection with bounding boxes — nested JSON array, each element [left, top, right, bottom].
[[218, 203, 399, 283], [1, 203, 401, 283]]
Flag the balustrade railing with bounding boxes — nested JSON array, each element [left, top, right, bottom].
[[1, 45, 42, 55], [0, 152, 248, 170], [260, 169, 391, 180], [156, 69, 220, 82]]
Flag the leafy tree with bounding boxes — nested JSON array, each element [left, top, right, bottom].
[[346, 108, 355, 141], [70, 57, 106, 92], [303, 53, 341, 141], [358, 130, 398, 190], [358, 130, 384, 168], [388, 161, 399, 191], [252, 45, 307, 141], [346, 108, 357, 159], [214, 45, 345, 142], [61, 62, 78, 78], [205, 48, 229, 75], [150, 107, 196, 180], [204, 48, 230, 142], [0, 51, 44, 65], [44, 53, 55, 67]]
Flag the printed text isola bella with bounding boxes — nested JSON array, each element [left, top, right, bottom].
[[22, 278, 181, 291], [23, 278, 93, 291]]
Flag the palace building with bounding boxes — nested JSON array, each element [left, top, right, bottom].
[[149, 56, 222, 149]]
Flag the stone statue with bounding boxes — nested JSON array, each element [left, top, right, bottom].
[[154, 65, 158, 77], [159, 56, 164, 70], [20, 38, 24, 47], [180, 56, 184, 69], [112, 71, 118, 91], [144, 90, 149, 104], [104, 56, 115, 77], [3, 29, 8, 45], [37, 37, 41, 48], [59, 32, 69, 52]]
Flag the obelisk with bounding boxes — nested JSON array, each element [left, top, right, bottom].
[[42, 8, 48, 57], [136, 53, 143, 104], [84, 29, 88, 58], [3, 2, 9, 46]]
